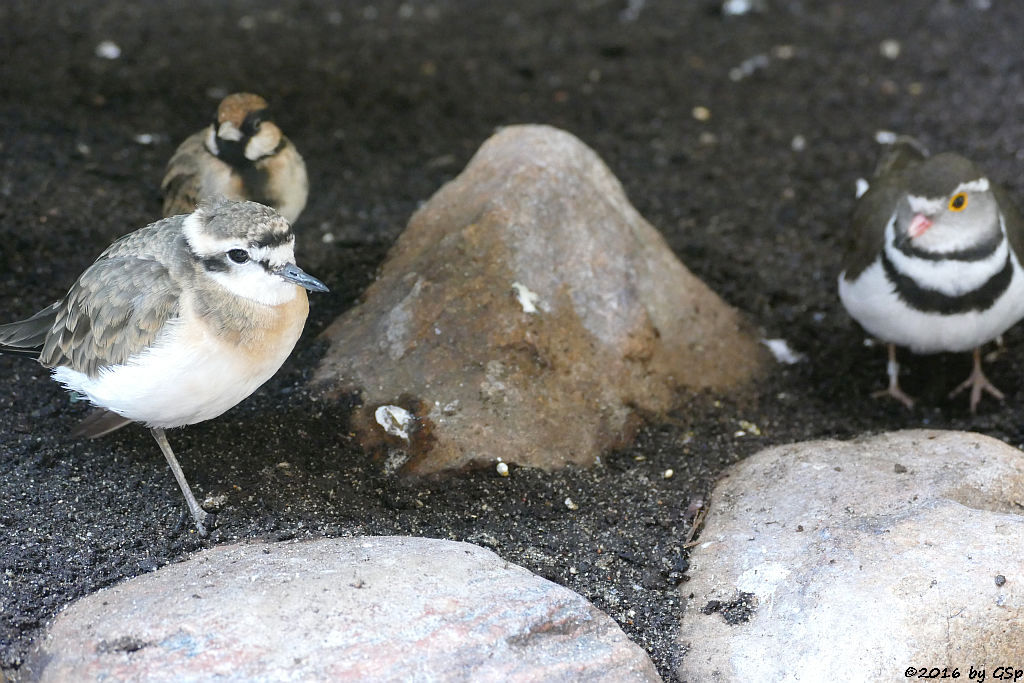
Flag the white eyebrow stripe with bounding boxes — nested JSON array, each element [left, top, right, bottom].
[[251, 244, 295, 267], [954, 177, 989, 194], [907, 195, 945, 215], [217, 121, 243, 142], [183, 213, 240, 256]]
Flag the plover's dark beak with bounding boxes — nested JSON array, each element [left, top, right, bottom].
[[276, 263, 329, 292]]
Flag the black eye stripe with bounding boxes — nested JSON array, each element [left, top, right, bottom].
[[202, 257, 229, 273], [241, 108, 271, 135]]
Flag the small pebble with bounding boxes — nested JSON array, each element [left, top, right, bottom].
[[95, 40, 121, 60], [761, 338, 806, 365], [738, 419, 761, 436], [721, 0, 760, 16], [375, 405, 413, 441], [879, 39, 901, 59], [772, 44, 795, 60], [133, 133, 155, 145], [202, 492, 229, 512], [995, 574, 1006, 587], [663, 468, 674, 479], [496, 461, 509, 477], [729, 53, 770, 82], [874, 130, 899, 145], [564, 497, 579, 511], [790, 134, 806, 152], [691, 106, 711, 122]]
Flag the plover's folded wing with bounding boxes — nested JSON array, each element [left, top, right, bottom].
[[39, 253, 181, 378], [993, 183, 1024, 265], [873, 135, 928, 177], [842, 178, 905, 280]]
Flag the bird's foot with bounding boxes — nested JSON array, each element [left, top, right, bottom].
[[948, 363, 1004, 414], [177, 508, 211, 537], [191, 508, 210, 538], [871, 384, 915, 409]]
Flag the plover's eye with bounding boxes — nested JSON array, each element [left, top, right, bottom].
[[949, 193, 968, 212], [228, 249, 250, 264]]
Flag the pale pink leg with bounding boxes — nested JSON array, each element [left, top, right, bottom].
[[948, 347, 1004, 414], [871, 344, 914, 409]]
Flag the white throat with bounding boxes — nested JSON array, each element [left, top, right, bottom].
[[207, 268, 299, 306]]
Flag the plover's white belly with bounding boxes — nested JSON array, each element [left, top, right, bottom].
[[839, 257, 1024, 354], [53, 313, 304, 428]]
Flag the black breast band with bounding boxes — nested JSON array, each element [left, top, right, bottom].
[[881, 251, 1014, 314]]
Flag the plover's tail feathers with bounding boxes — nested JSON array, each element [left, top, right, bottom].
[[71, 408, 134, 439], [0, 301, 60, 359], [874, 135, 929, 177]]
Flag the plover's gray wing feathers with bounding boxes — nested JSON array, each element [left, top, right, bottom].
[[161, 130, 207, 217], [0, 301, 62, 356], [40, 255, 181, 377], [31, 220, 186, 377]]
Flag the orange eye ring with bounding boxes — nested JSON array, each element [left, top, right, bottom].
[[949, 193, 968, 211]]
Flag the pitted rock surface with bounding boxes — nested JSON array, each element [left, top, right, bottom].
[[316, 124, 765, 474]]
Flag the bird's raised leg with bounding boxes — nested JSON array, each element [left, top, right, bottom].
[[949, 347, 1004, 414], [150, 427, 209, 536], [871, 343, 915, 409]]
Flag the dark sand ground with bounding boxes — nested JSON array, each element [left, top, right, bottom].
[[3, 1, 1024, 679]]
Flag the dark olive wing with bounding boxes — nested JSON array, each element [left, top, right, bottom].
[[993, 183, 1024, 265], [841, 177, 906, 280], [872, 136, 927, 177]]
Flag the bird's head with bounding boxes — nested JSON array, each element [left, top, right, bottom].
[[205, 93, 284, 165], [183, 198, 328, 305], [895, 153, 1000, 253]]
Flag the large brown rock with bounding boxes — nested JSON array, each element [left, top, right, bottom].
[[316, 124, 764, 474]]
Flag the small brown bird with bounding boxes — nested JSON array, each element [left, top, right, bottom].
[[0, 199, 328, 535], [162, 93, 308, 223]]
